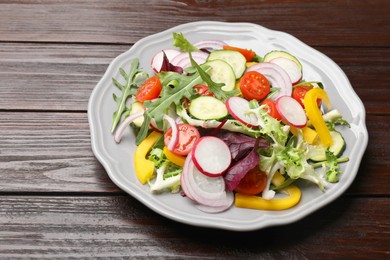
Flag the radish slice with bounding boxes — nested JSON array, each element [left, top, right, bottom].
[[151, 49, 181, 73], [246, 62, 292, 100], [276, 96, 307, 128], [114, 111, 145, 143], [171, 51, 209, 68], [270, 57, 302, 84], [163, 114, 178, 151], [195, 191, 234, 213], [193, 40, 227, 51], [226, 96, 259, 127], [192, 136, 231, 177]]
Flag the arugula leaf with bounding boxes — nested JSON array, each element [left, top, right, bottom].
[[135, 71, 204, 144], [173, 32, 198, 52], [190, 52, 239, 100], [111, 59, 142, 133]]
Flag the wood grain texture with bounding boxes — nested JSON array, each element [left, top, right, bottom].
[[0, 0, 389, 46], [0, 196, 388, 258], [0, 0, 388, 257], [0, 43, 389, 113]]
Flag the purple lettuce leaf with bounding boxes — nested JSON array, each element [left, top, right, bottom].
[[159, 51, 183, 74]]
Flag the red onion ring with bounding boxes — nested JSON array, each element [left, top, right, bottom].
[[114, 111, 145, 143], [163, 114, 178, 151]]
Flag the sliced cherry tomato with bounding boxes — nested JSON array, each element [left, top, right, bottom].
[[193, 84, 215, 97], [234, 167, 267, 195], [136, 76, 162, 103], [182, 84, 215, 109], [261, 99, 282, 120], [239, 71, 270, 101], [164, 124, 200, 156], [223, 45, 256, 62], [292, 85, 321, 108]]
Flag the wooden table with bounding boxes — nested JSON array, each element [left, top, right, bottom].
[[1, 0, 389, 258]]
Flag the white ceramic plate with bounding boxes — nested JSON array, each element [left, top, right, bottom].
[[88, 21, 368, 231]]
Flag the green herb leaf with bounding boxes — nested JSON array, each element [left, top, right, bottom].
[[190, 52, 239, 100], [111, 59, 141, 133], [135, 71, 204, 144], [173, 32, 198, 52]]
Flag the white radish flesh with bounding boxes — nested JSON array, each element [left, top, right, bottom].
[[226, 96, 259, 127], [276, 96, 307, 128], [192, 136, 231, 177], [270, 57, 302, 84]]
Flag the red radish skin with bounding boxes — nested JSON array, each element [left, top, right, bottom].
[[270, 57, 302, 84], [151, 49, 181, 73], [276, 96, 307, 128], [226, 96, 259, 127], [192, 136, 232, 177]]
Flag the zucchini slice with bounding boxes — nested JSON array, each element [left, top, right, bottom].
[[308, 131, 346, 162], [189, 96, 228, 120], [202, 60, 236, 91], [207, 50, 247, 79]]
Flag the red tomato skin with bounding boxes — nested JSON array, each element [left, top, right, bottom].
[[239, 71, 270, 101], [292, 85, 321, 108], [193, 84, 215, 97], [136, 76, 162, 103], [234, 167, 267, 195], [164, 124, 200, 156], [261, 99, 283, 120]]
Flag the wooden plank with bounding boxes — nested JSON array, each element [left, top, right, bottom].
[[0, 43, 389, 113], [0, 196, 388, 258], [0, 0, 389, 46], [0, 112, 388, 195], [0, 112, 119, 192]]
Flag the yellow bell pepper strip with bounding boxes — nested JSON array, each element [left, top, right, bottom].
[[163, 146, 186, 167], [134, 131, 162, 184], [234, 171, 301, 210], [302, 126, 318, 145], [303, 88, 333, 147]]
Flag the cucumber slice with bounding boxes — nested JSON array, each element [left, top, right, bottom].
[[308, 131, 346, 162], [207, 50, 246, 79], [189, 96, 228, 120], [202, 60, 236, 91], [129, 101, 145, 127], [264, 50, 302, 71]]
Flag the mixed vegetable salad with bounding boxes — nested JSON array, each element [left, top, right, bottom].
[[110, 32, 350, 213]]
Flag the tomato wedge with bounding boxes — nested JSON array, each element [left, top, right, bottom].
[[193, 84, 215, 97], [292, 85, 321, 108], [164, 124, 200, 156], [136, 76, 162, 103], [223, 45, 256, 62], [234, 167, 267, 195], [239, 71, 270, 101], [261, 99, 282, 120]]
